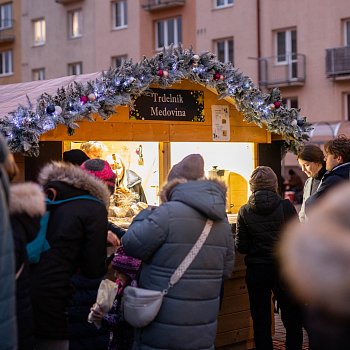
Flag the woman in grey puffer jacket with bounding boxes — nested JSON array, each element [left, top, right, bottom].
[[122, 154, 235, 350]]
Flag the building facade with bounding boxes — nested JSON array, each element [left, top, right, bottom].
[[1, 0, 350, 142]]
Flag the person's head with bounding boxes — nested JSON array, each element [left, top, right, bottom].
[[80, 141, 106, 159], [63, 149, 90, 166], [167, 154, 205, 182], [249, 166, 278, 193], [278, 182, 350, 316], [80, 158, 116, 194], [111, 246, 141, 282], [297, 144, 325, 178], [324, 134, 350, 171]]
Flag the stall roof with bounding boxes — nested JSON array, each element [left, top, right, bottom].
[[0, 46, 310, 156], [308, 121, 350, 144]]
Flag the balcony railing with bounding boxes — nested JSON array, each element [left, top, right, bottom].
[[55, 0, 83, 4], [326, 46, 350, 78], [142, 0, 185, 11], [0, 19, 15, 43], [258, 53, 306, 88]]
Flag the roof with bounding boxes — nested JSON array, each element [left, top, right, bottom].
[[0, 46, 310, 156]]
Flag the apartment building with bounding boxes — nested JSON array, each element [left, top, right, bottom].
[[3, 0, 350, 141], [0, 0, 22, 83]]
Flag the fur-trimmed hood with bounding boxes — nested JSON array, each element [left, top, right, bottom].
[[38, 161, 110, 208], [278, 182, 350, 316], [9, 182, 46, 217], [160, 178, 227, 220]]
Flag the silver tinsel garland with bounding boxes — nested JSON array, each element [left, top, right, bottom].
[[0, 45, 311, 157]]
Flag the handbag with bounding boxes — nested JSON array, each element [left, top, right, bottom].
[[123, 219, 214, 328]]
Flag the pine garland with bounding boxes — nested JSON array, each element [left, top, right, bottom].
[[0, 45, 311, 157]]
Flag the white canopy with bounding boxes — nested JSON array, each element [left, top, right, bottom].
[[0, 72, 102, 119], [308, 121, 350, 144]]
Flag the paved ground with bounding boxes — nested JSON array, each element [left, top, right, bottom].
[[273, 312, 309, 350]]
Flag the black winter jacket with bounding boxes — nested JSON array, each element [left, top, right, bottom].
[[9, 183, 46, 350], [235, 190, 297, 266], [29, 162, 110, 339], [306, 162, 350, 211]]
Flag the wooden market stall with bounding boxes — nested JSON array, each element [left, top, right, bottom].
[[0, 47, 309, 349]]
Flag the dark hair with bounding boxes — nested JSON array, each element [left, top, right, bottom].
[[324, 135, 350, 163], [297, 144, 325, 165]]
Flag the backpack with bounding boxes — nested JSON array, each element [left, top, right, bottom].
[[27, 194, 102, 264]]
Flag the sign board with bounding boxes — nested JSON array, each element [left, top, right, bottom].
[[130, 88, 204, 122]]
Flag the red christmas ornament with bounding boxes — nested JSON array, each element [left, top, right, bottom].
[[80, 96, 88, 104], [274, 101, 281, 108], [214, 72, 221, 81], [157, 69, 164, 77]]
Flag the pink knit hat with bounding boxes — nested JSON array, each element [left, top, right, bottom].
[[81, 159, 116, 194]]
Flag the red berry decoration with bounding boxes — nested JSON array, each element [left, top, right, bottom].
[[274, 101, 281, 108], [80, 96, 88, 104], [157, 69, 164, 77], [214, 72, 221, 81]]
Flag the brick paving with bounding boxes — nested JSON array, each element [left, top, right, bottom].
[[273, 313, 309, 350]]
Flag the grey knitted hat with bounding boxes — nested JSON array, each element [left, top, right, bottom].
[[167, 154, 205, 182], [249, 166, 278, 193]]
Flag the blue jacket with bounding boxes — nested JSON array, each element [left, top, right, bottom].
[[122, 178, 235, 350]]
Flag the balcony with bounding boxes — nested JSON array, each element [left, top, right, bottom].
[[326, 46, 350, 79], [258, 54, 306, 88], [55, 0, 83, 4], [0, 20, 15, 43], [142, 0, 185, 12]]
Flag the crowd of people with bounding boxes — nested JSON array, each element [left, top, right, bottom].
[[1, 134, 350, 350]]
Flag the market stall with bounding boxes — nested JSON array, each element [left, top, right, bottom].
[[0, 46, 310, 349]]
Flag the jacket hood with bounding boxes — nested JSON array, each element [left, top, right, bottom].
[[249, 189, 281, 214], [327, 161, 350, 178], [38, 161, 110, 207], [9, 182, 46, 217], [160, 178, 227, 220]]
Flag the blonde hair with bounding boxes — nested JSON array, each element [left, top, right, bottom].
[[80, 141, 107, 159]]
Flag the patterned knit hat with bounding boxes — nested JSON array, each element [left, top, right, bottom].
[[112, 246, 141, 280], [63, 149, 90, 166], [249, 166, 278, 193], [81, 159, 116, 194], [167, 154, 205, 182]]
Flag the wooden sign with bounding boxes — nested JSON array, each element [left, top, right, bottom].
[[130, 88, 204, 122]]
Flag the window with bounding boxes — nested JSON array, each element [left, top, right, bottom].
[[68, 62, 82, 75], [276, 29, 297, 63], [0, 50, 12, 75], [214, 0, 234, 8], [33, 18, 46, 46], [68, 9, 82, 38], [344, 19, 350, 46], [282, 97, 298, 109], [346, 93, 350, 121], [156, 16, 182, 49], [0, 3, 12, 29], [214, 38, 234, 64], [112, 0, 127, 29], [32, 68, 45, 81], [112, 55, 127, 67]]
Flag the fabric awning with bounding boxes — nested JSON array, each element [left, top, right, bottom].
[[308, 121, 350, 144]]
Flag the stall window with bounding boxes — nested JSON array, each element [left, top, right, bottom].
[[112, 0, 127, 29], [33, 18, 46, 46], [0, 50, 12, 75], [112, 54, 127, 68], [68, 62, 83, 75], [0, 3, 12, 29], [344, 19, 350, 46], [68, 9, 82, 38], [155, 16, 182, 50], [214, 0, 234, 8], [282, 97, 298, 109], [214, 37, 234, 64], [32, 68, 45, 81]]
